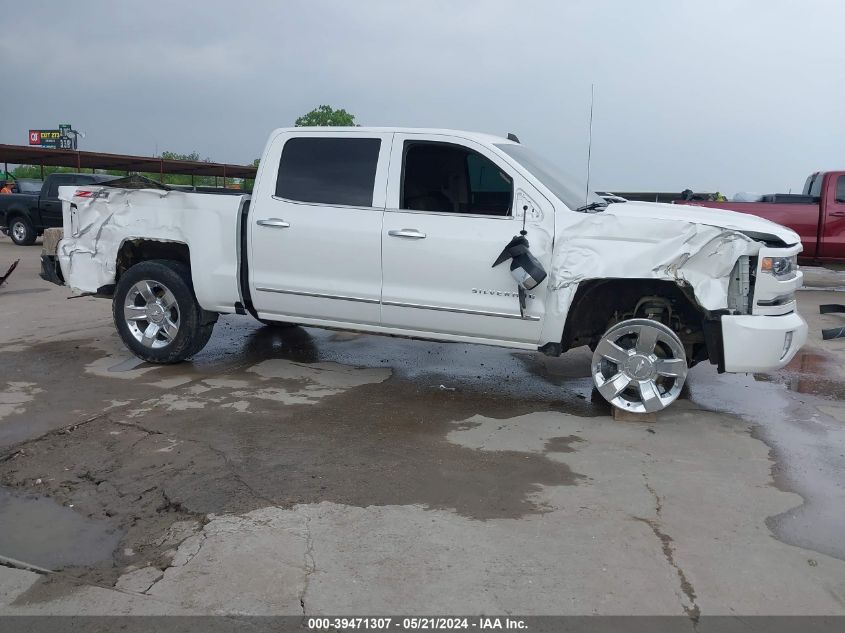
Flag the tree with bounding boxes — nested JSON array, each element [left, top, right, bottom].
[[151, 150, 218, 186], [160, 150, 202, 162], [11, 165, 79, 179], [294, 105, 357, 127]]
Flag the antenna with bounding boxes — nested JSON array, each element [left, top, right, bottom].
[[585, 83, 595, 205]]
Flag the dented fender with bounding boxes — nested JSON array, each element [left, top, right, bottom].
[[536, 201, 800, 347], [57, 185, 248, 312]]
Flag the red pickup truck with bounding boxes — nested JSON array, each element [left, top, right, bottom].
[[677, 171, 845, 263]]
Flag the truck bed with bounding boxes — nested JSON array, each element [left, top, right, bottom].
[[57, 185, 250, 312]]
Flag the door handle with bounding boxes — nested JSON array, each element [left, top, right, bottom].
[[830, 211, 845, 217], [388, 228, 426, 239], [257, 218, 290, 228]]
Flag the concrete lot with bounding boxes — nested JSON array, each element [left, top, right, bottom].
[[1, 236, 844, 616]]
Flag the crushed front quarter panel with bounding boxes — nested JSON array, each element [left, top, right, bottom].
[[537, 206, 771, 346]]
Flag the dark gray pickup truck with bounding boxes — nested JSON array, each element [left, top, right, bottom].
[[0, 172, 115, 245]]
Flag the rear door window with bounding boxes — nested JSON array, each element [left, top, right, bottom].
[[836, 176, 845, 203], [275, 137, 381, 207]]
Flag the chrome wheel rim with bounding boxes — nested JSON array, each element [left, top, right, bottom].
[[592, 318, 687, 413], [124, 280, 180, 348], [11, 221, 26, 242]]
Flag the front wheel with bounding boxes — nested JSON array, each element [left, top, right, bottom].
[[113, 260, 217, 363], [591, 318, 688, 413], [9, 216, 36, 246]]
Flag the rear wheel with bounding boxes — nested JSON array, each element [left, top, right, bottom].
[[591, 318, 688, 413], [113, 260, 216, 363], [9, 216, 36, 246]]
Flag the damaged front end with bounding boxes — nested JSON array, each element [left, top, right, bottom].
[[545, 200, 808, 375]]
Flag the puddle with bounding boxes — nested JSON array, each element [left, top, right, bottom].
[[181, 320, 605, 416], [0, 487, 122, 570], [108, 357, 149, 373], [754, 350, 845, 400], [687, 362, 845, 561]]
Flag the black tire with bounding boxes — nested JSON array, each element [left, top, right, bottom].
[[8, 215, 36, 246], [112, 259, 217, 363], [256, 317, 297, 328]]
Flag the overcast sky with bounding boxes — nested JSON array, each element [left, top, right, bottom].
[[2, 1, 843, 194]]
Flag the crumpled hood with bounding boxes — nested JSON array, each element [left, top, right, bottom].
[[604, 201, 800, 245]]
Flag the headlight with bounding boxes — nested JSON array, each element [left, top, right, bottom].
[[760, 255, 797, 278]]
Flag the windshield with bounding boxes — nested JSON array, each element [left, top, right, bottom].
[[495, 143, 606, 211]]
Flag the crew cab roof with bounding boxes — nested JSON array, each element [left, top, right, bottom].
[[271, 127, 517, 146]]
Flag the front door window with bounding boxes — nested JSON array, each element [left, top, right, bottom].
[[401, 142, 512, 216]]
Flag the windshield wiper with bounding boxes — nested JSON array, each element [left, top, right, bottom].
[[574, 201, 608, 213]]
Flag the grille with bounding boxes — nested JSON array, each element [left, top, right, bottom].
[[727, 255, 754, 314]]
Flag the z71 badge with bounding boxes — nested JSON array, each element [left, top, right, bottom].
[[74, 189, 110, 200]]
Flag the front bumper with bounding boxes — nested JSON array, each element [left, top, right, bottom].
[[721, 312, 807, 373]]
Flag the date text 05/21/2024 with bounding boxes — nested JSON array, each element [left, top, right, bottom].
[[307, 617, 528, 630]]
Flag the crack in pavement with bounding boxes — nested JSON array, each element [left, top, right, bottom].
[[3, 550, 192, 611], [144, 529, 209, 596], [119, 415, 276, 510], [1, 412, 110, 462], [299, 510, 316, 615], [2, 393, 283, 596], [635, 477, 701, 623], [137, 571, 164, 595], [199, 442, 278, 508]]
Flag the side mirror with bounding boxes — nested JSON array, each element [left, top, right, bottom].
[[492, 235, 548, 290]]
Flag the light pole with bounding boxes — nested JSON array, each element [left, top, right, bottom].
[[68, 129, 85, 150]]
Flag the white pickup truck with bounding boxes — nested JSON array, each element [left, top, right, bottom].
[[48, 127, 807, 413]]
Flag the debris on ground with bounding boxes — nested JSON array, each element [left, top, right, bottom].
[[0, 259, 19, 287], [820, 304, 845, 340]]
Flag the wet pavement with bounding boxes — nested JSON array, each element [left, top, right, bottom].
[[1, 237, 845, 615], [0, 489, 122, 570], [688, 346, 845, 562]]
